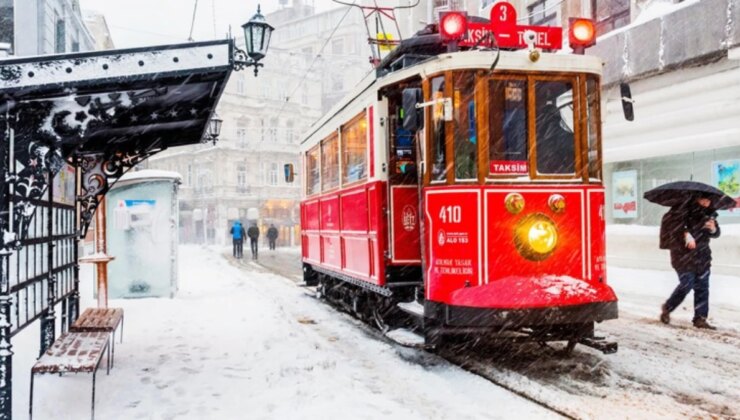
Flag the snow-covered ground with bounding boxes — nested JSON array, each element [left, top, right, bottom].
[[14, 245, 554, 419], [450, 267, 740, 419], [12, 245, 740, 419], [256, 248, 740, 419]]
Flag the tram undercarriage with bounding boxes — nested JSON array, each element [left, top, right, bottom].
[[304, 264, 617, 355]]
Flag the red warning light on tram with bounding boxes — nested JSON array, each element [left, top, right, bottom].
[[439, 12, 468, 41], [569, 18, 596, 52]]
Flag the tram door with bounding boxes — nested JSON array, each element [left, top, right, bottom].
[[386, 88, 422, 264]]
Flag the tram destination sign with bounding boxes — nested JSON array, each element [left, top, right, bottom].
[[459, 2, 562, 50]]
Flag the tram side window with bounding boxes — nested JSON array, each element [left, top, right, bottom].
[[391, 100, 417, 182], [430, 76, 448, 182], [535, 80, 576, 175], [321, 134, 339, 191], [586, 76, 602, 180], [306, 146, 320, 195], [489, 79, 529, 176], [342, 112, 367, 185], [453, 71, 477, 180]]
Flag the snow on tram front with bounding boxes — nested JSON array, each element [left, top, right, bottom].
[[293, 3, 618, 353]]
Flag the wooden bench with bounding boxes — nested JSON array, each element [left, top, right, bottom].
[[70, 308, 124, 367], [30, 331, 111, 420]]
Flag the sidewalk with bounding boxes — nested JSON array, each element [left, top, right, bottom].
[[15, 245, 553, 419]]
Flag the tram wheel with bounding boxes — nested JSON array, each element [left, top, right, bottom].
[[372, 305, 391, 333], [563, 339, 578, 356]]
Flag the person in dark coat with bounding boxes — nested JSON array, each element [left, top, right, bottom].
[[229, 221, 246, 259], [267, 224, 279, 250], [659, 195, 721, 329], [247, 222, 260, 260]]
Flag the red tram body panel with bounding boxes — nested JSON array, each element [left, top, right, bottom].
[[301, 181, 387, 286]]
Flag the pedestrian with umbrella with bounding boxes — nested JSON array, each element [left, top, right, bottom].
[[645, 181, 735, 330]]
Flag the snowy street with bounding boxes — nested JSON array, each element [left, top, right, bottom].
[[14, 245, 555, 419], [255, 248, 740, 419]]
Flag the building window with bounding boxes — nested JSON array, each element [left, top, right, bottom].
[[187, 164, 193, 186], [332, 38, 344, 55], [268, 162, 279, 186], [331, 73, 343, 92], [341, 112, 368, 185], [592, 0, 630, 36], [55, 15, 66, 53], [527, 0, 559, 27], [237, 164, 247, 191], [286, 120, 294, 143], [269, 118, 278, 142], [236, 75, 245, 95], [321, 134, 339, 191], [237, 127, 247, 148], [71, 28, 79, 52]]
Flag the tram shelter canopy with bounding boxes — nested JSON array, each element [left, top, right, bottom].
[[0, 40, 234, 240]]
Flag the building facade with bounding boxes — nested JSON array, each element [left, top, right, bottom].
[[268, 1, 372, 114], [147, 1, 380, 247], [146, 45, 322, 247], [82, 10, 114, 50], [8, 0, 95, 56]]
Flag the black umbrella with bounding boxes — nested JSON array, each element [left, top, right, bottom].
[[644, 181, 737, 210]]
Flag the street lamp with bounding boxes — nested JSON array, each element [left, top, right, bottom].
[[234, 5, 274, 76], [203, 113, 223, 145]]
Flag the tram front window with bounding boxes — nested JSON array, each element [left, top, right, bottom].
[[489, 79, 529, 176], [453, 71, 478, 180], [430, 76, 448, 182], [535, 81, 576, 175]]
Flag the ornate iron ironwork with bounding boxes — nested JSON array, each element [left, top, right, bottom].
[[75, 149, 162, 237], [232, 46, 264, 77]]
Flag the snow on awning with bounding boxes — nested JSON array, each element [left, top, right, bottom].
[[0, 40, 234, 243]]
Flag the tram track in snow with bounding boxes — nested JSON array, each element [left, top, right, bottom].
[[244, 250, 740, 419], [243, 251, 576, 419]]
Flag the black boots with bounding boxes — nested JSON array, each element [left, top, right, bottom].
[[693, 317, 717, 330], [660, 304, 670, 324]]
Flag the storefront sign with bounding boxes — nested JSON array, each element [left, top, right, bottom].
[[712, 160, 740, 215], [612, 170, 638, 219]]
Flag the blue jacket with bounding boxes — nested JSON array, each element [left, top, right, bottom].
[[230, 222, 245, 240]]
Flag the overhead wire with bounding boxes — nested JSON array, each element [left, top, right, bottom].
[[212, 0, 218, 39], [109, 25, 187, 41], [516, 0, 566, 22], [274, 0, 357, 121], [188, 0, 199, 41]]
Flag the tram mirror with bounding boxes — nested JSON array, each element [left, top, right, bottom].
[[402, 88, 424, 132], [620, 83, 634, 121], [284, 163, 295, 183]]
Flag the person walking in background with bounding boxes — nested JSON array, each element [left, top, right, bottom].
[[230, 221, 246, 259], [267, 224, 278, 251], [247, 222, 260, 260], [659, 195, 721, 330]]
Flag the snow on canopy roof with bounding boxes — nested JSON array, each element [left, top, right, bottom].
[[0, 40, 233, 156], [119, 169, 182, 182]]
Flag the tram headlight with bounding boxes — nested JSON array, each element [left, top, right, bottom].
[[515, 214, 558, 261]]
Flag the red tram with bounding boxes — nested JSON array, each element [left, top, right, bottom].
[[293, 5, 618, 353]]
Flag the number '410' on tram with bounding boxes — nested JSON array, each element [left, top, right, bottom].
[[288, 5, 621, 353]]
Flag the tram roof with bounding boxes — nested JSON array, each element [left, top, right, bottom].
[[301, 50, 603, 146]]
